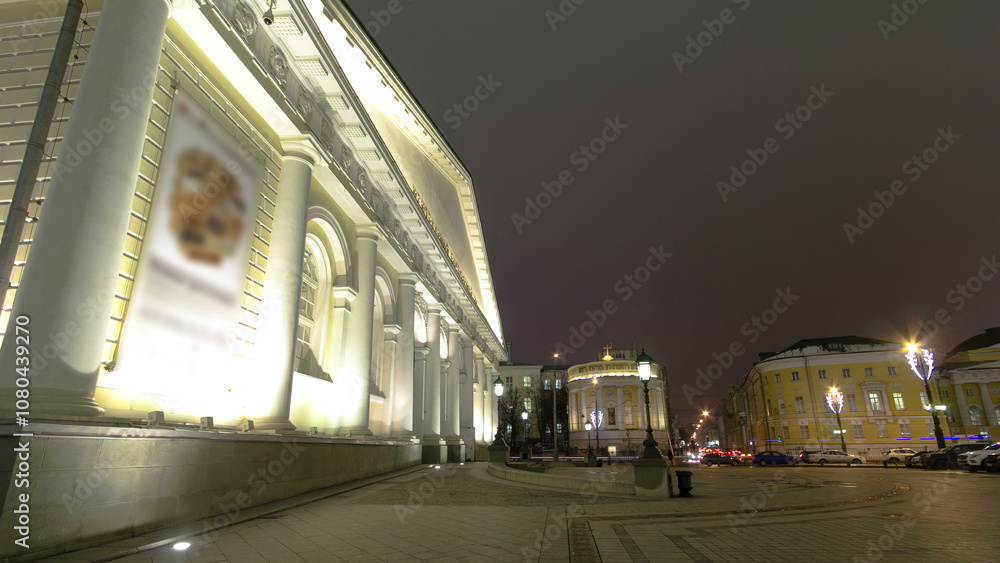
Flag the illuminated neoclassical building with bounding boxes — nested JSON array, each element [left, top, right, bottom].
[[567, 348, 673, 456], [0, 0, 506, 556]]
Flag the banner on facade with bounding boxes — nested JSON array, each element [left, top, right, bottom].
[[114, 93, 262, 412]]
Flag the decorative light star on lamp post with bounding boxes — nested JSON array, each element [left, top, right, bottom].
[[826, 386, 847, 453], [636, 350, 663, 460], [492, 376, 505, 447], [906, 342, 947, 449]]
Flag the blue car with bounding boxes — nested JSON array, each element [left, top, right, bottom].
[[752, 451, 797, 466]]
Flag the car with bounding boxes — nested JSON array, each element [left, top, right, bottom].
[[752, 451, 797, 466], [809, 449, 863, 466], [909, 450, 939, 468], [797, 450, 821, 463], [957, 442, 1000, 472], [984, 452, 1000, 473], [884, 448, 918, 465], [701, 452, 741, 466], [925, 443, 990, 470]]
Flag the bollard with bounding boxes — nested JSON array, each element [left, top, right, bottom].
[[676, 470, 693, 497]]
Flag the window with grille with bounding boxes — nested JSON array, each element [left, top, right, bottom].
[[294, 248, 319, 373]]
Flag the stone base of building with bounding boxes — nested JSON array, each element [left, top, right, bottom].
[[421, 437, 447, 464], [0, 426, 420, 560], [633, 457, 672, 498], [444, 437, 464, 463]]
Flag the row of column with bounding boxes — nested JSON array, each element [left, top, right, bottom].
[[569, 382, 667, 433], [0, 0, 503, 461]]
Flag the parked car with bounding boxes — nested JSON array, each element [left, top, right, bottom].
[[909, 450, 938, 468], [797, 450, 821, 463], [701, 452, 741, 466], [984, 452, 1000, 473], [808, 449, 863, 466], [958, 442, 1000, 472], [884, 448, 918, 465], [925, 443, 990, 470], [753, 451, 797, 466]]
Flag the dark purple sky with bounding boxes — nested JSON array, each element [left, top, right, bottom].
[[344, 0, 1000, 422]]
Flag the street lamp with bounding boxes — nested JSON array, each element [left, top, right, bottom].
[[906, 342, 947, 449], [826, 386, 847, 453], [492, 376, 505, 447], [636, 350, 663, 460], [585, 420, 593, 454], [520, 409, 529, 447], [589, 409, 603, 455]]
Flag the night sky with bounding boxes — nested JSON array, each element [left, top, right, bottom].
[[343, 0, 1000, 421]]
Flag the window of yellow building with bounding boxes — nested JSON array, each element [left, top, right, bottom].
[[842, 368, 852, 378], [892, 392, 905, 410], [818, 369, 827, 379]]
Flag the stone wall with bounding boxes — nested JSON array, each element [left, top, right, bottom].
[[0, 433, 420, 559]]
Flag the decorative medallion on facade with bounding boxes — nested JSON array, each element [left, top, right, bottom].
[[232, 1, 257, 42], [296, 86, 314, 121], [320, 117, 335, 152], [890, 381, 903, 389], [776, 387, 784, 394], [844, 384, 855, 390], [341, 147, 353, 170], [268, 46, 289, 87], [358, 171, 368, 190]]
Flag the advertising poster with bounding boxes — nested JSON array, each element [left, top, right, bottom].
[[114, 93, 262, 413]]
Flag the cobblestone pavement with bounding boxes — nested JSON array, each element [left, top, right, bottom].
[[58, 462, 1000, 562]]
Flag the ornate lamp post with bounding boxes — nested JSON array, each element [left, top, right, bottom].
[[491, 376, 505, 447], [585, 420, 593, 454], [826, 386, 847, 453], [636, 350, 663, 460], [589, 409, 603, 456], [907, 342, 947, 449]]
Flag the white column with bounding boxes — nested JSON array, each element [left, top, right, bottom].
[[460, 336, 475, 455], [247, 136, 320, 430], [474, 353, 485, 442], [439, 359, 451, 434], [445, 325, 462, 440], [337, 226, 379, 435], [979, 382, 997, 426], [0, 0, 171, 417], [412, 346, 428, 438], [390, 275, 416, 438], [380, 326, 399, 435], [423, 305, 442, 439]]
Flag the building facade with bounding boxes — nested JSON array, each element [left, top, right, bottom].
[[720, 336, 953, 459], [566, 347, 673, 457], [0, 0, 505, 556], [496, 362, 568, 448], [936, 327, 1000, 437]]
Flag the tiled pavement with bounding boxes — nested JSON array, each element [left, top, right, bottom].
[[52, 462, 1000, 562]]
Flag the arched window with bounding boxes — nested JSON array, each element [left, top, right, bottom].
[[294, 237, 333, 379], [370, 295, 384, 391], [969, 405, 984, 426], [294, 246, 319, 375]]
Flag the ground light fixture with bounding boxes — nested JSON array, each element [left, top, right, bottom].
[[492, 376, 505, 447], [826, 386, 847, 453], [906, 342, 947, 449], [173, 542, 191, 551], [636, 349, 663, 460]]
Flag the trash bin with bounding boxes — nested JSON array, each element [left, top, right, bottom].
[[676, 470, 693, 497]]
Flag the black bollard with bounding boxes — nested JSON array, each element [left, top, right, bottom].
[[676, 470, 693, 497]]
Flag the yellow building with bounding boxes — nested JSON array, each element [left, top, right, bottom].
[[937, 327, 1000, 438], [726, 336, 951, 459]]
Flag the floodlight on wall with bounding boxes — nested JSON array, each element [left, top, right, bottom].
[[240, 419, 255, 432], [147, 410, 165, 428], [200, 416, 214, 430], [263, 0, 276, 25]]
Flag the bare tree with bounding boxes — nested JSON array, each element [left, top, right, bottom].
[[497, 386, 526, 446]]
